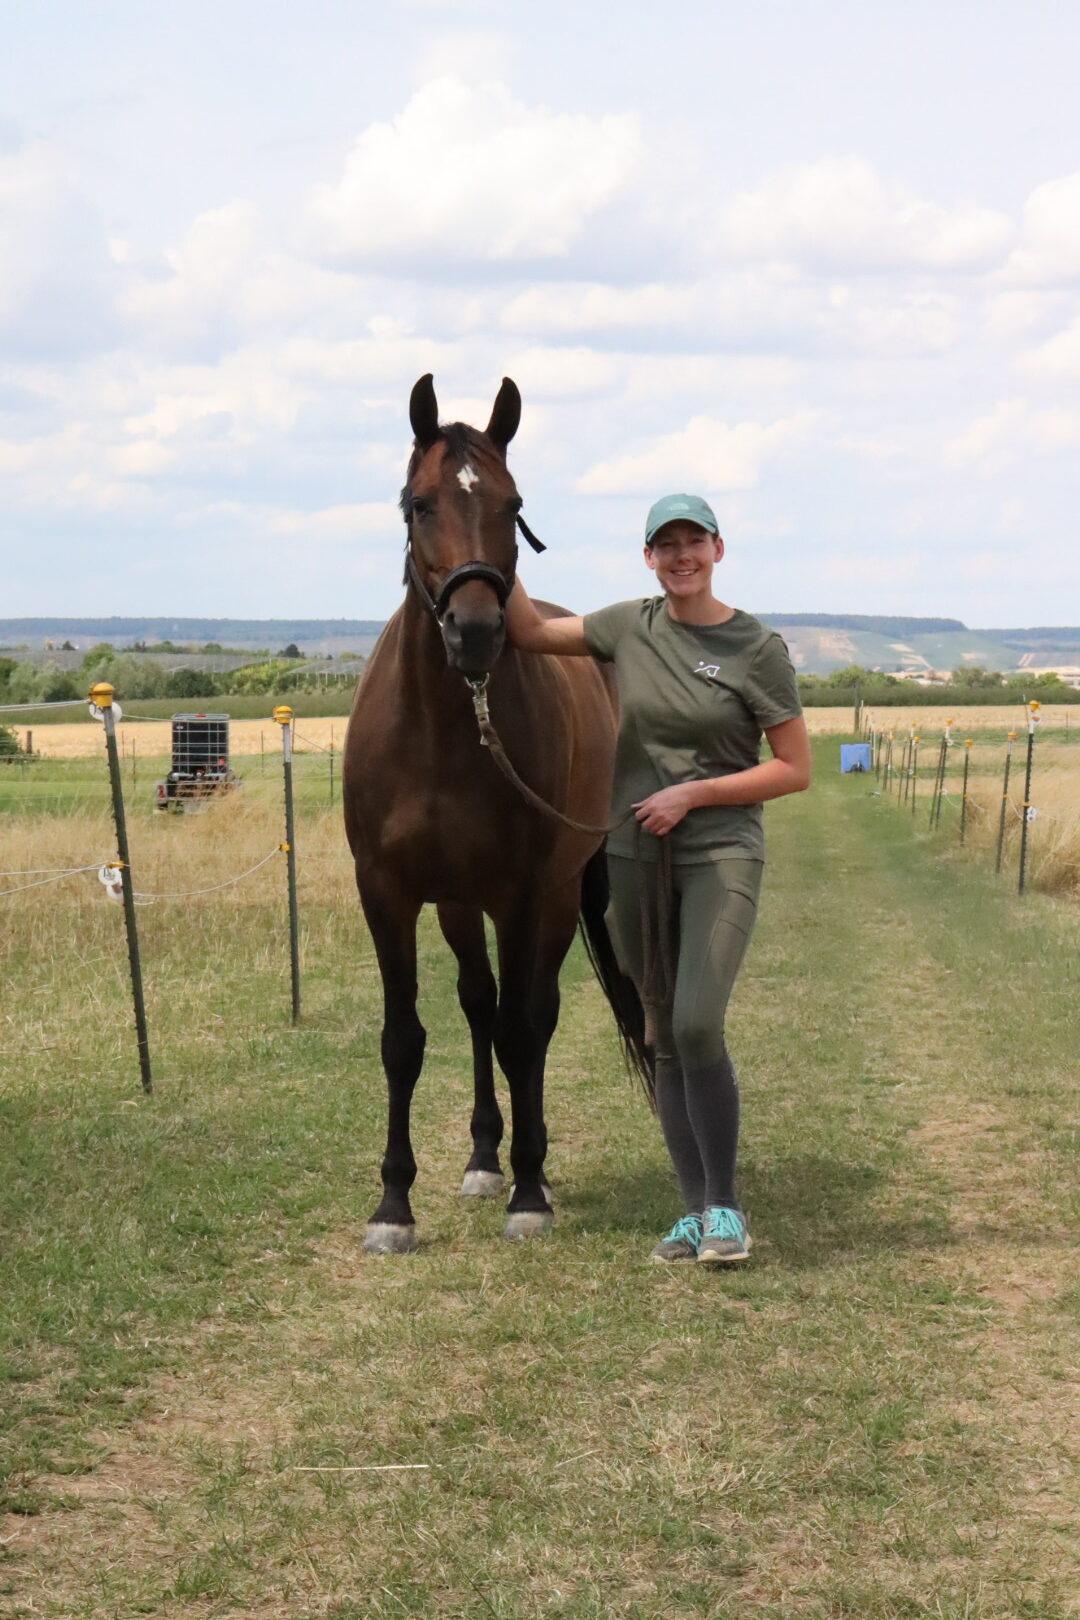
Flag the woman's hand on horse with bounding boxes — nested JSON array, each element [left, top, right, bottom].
[[632, 784, 696, 835], [505, 581, 590, 656]]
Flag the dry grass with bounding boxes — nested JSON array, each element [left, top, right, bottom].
[[9, 717, 349, 759], [0, 796, 356, 923], [962, 758, 1080, 899], [18, 707, 1077, 757], [841, 703, 1079, 735]]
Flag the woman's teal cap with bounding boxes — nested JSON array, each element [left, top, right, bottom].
[[644, 493, 719, 546]]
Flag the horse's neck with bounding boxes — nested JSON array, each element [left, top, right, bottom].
[[396, 593, 475, 727]]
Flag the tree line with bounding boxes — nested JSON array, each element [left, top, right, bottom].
[[0, 644, 362, 707], [796, 663, 1080, 706]]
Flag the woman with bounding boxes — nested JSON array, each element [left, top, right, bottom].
[[505, 493, 810, 1264]]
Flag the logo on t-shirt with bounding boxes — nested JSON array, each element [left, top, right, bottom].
[[693, 659, 723, 681]]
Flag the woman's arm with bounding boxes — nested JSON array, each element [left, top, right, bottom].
[[504, 580, 591, 656], [633, 715, 812, 835]]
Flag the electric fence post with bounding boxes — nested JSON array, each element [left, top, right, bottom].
[[910, 735, 919, 814], [274, 704, 301, 1023], [88, 682, 152, 1094], [1018, 701, 1039, 895], [932, 717, 952, 829], [926, 738, 939, 829], [995, 731, 1016, 874], [902, 723, 916, 806], [959, 738, 973, 845]]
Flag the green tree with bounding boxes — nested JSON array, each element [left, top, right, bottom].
[[37, 663, 80, 702], [166, 667, 219, 699], [949, 664, 1003, 690], [80, 643, 117, 670], [826, 663, 875, 688]]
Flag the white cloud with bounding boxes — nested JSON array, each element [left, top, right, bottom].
[[310, 75, 640, 264], [577, 412, 819, 495], [1023, 316, 1080, 379], [0, 139, 116, 355], [980, 289, 1066, 341], [821, 552, 926, 588], [502, 345, 618, 398], [720, 156, 1014, 273], [945, 398, 1080, 471], [121, 203, 373, 354], [1005, 172, 1080, 284], [411, 27, 512, 85], [269, 501, 399, 538]]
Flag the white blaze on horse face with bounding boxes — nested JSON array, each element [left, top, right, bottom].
[[457, 464, 479, 493]]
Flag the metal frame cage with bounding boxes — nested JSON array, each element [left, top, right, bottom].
[[155, 713, 238, 809]]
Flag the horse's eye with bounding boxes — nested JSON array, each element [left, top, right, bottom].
[[411, 497, 431, 520]]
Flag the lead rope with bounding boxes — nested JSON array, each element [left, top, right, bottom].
[[468, 675, 675, 1043]]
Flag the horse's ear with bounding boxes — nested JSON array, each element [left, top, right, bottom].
[[409, 374, 440, 449], [486, 377, 521, 453]]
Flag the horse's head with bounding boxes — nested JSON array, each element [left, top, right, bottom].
[[401, 373, 523, 679]]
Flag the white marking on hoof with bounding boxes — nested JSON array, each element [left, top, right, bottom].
[[460, 1170, 505, 1198], [457, 464, 478, 492], [503, 1210, 554, 1240], [363, 1222, 416, 1255], [509, 1181, 555, 1208]]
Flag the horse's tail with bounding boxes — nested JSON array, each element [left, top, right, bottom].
[[578, 846, 655, 1107]]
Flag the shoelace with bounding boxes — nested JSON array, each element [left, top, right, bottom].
[[666, 1214, 703, 1244], [703, 1207, 744, 1241]]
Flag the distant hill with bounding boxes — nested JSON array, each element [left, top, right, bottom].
[[4, 614, 1080, 676], [0, 617, 385, 657], [758, 614, 965, 635], [755, 615, 1080, 674]]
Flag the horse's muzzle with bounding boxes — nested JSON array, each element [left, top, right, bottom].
[[441, 605, 506, 677]]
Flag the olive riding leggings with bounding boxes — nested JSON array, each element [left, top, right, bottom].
[[606, 854, 763, 1212]]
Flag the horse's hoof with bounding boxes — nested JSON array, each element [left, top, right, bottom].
[[363, 1222, 416, 1255], [509, 1181, 555, 1209], [503, 1210, 554, 1241], [460, 1170, 505, 1198]]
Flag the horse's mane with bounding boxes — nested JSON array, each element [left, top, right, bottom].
[[399, 424, 497, 515]]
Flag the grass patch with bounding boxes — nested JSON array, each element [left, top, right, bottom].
[[2, 739, 1079, 1615]]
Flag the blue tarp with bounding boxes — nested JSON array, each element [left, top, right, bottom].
[[840, 743, 872, 773]]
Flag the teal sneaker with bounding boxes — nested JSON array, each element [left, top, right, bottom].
[[697, 1206, 751, 1264], [649, 1213, 703, 1262]]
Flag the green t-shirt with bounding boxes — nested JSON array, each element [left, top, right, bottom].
[[582, 598, 802, 864]]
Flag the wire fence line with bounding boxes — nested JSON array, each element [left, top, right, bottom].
[[0, 863, 106, 898], [0, 698, 91, 713], [131, 848, 283, 902], [861, 704, 1076, 896]]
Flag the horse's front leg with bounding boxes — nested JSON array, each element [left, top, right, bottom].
[[436, 901, 504, 1197], [357, 871, 425, 1254], [494, 885, 580, 1240]]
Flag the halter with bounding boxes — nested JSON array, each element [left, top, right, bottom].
[[404, 512, 547, 625]]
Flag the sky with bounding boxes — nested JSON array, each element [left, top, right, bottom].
[[2, 0, 1079, 625]]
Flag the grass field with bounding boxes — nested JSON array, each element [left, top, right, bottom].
[[3, 740, 1080, 1617]]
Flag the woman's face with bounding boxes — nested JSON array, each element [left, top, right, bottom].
[[644, 520, 724, 598]]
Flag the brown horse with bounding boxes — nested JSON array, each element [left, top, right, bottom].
[[343, 374, 647, 1252]]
